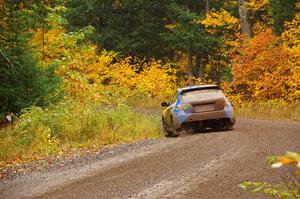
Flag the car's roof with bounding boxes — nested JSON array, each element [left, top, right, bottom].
[[177, 84, 219, 94]]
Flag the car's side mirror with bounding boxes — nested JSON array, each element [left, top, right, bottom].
[[161, 102, 170, 107]]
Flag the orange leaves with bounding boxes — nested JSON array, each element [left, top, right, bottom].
[[232, 28, 298, 102], [277, 156, 296, 165], [231, 7, 300, 102], [271, 152, 300, 175]]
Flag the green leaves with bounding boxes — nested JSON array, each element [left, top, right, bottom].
[[240, 152, 300, 198], [270, 0, 298, 35], [0, 1, 63, 115], [240, 181, 300, 198], [66, 0, 171, 59]]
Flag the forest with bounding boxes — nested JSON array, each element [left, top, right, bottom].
[[0, 0, 299, 175]]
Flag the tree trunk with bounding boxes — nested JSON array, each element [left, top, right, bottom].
[[238, 0, 251, 38], [192, 0, 209, 79], [42, 22, 45, 61], [186, 1, 194, 77], [196, 54, 203, 78], [187, 44, 194, 76], [205, 0, 210, 15], [0, 0, 4, 13]]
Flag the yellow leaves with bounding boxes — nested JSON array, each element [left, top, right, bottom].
[[85, 50, 117, 82], [29, 4, 176, 103], [199, 9, 240, 58], [280, 10, 300, 101], [281, 9, 300, 52], [165, 24, 178, 30], [246, 0, 269, 12], [40, 22, 177, 101], [95, 57, 177, 100], [199, 9, 239, 34], [135, 61, 176, 99]]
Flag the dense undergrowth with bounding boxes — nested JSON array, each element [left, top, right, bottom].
[[235, 101, 300, 121], [0, 100, 161, 167]]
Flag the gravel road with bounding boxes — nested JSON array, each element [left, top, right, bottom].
[[1, 118, 299, 199]]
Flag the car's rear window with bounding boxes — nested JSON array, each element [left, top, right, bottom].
[[182, 89, 223, 102]]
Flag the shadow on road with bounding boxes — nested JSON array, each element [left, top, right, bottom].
[[178, 128, 233, 137]]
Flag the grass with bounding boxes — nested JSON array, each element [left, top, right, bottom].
[[235, 101, 300, 122], [0, 101, 162, 167]]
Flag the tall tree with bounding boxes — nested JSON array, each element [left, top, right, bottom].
[[238, 0, 251, 37], [196, 0, 210, 78], [186, 1, 194, 76], [269, 0, 297, 35], [205, 0, 210, 14], [0, 1, 61, 114], [66, 0, 172, 59], [162, 3, 221, 77]]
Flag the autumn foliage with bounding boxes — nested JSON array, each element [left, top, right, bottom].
[[31, 12, 177, 104], [232, 28, 299, 102]]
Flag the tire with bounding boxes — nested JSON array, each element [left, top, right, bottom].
[[170, 118, 178, 137], [196, 122, 205, 133], [161, 118, 173, 137], [220, 119, 234, 131]]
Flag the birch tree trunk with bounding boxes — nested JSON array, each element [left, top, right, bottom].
[[238, 0, 251, 38]]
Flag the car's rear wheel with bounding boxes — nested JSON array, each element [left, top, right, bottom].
[[223, 123, 234, 131], [219, 119, 234, 131]]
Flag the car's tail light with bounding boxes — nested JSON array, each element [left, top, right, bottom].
[[177, 104, 193, 112], [215, 99, 226, 110]]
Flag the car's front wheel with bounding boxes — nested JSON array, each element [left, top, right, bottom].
[[169, 118, 179, 137], [162, 118, 174, 137]]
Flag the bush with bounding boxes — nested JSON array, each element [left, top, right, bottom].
[[0, 101, 162, 165], [0, 57, 63, 115]]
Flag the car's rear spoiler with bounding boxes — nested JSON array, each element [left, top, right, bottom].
[[179, 85, 220, 94]]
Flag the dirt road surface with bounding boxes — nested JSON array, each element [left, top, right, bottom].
[[1, 118, 299, 199]]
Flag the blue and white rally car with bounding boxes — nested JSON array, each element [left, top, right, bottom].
[[161, 85, 235, 137]]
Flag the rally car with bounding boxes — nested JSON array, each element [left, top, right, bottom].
[[161, 85, 235, 137]]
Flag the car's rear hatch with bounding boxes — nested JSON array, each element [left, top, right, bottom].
[[182, 89, 225, 113]]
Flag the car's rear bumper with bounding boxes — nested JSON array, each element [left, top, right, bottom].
[[174, 110, 235, 129], [186, 110, 227, 122]]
